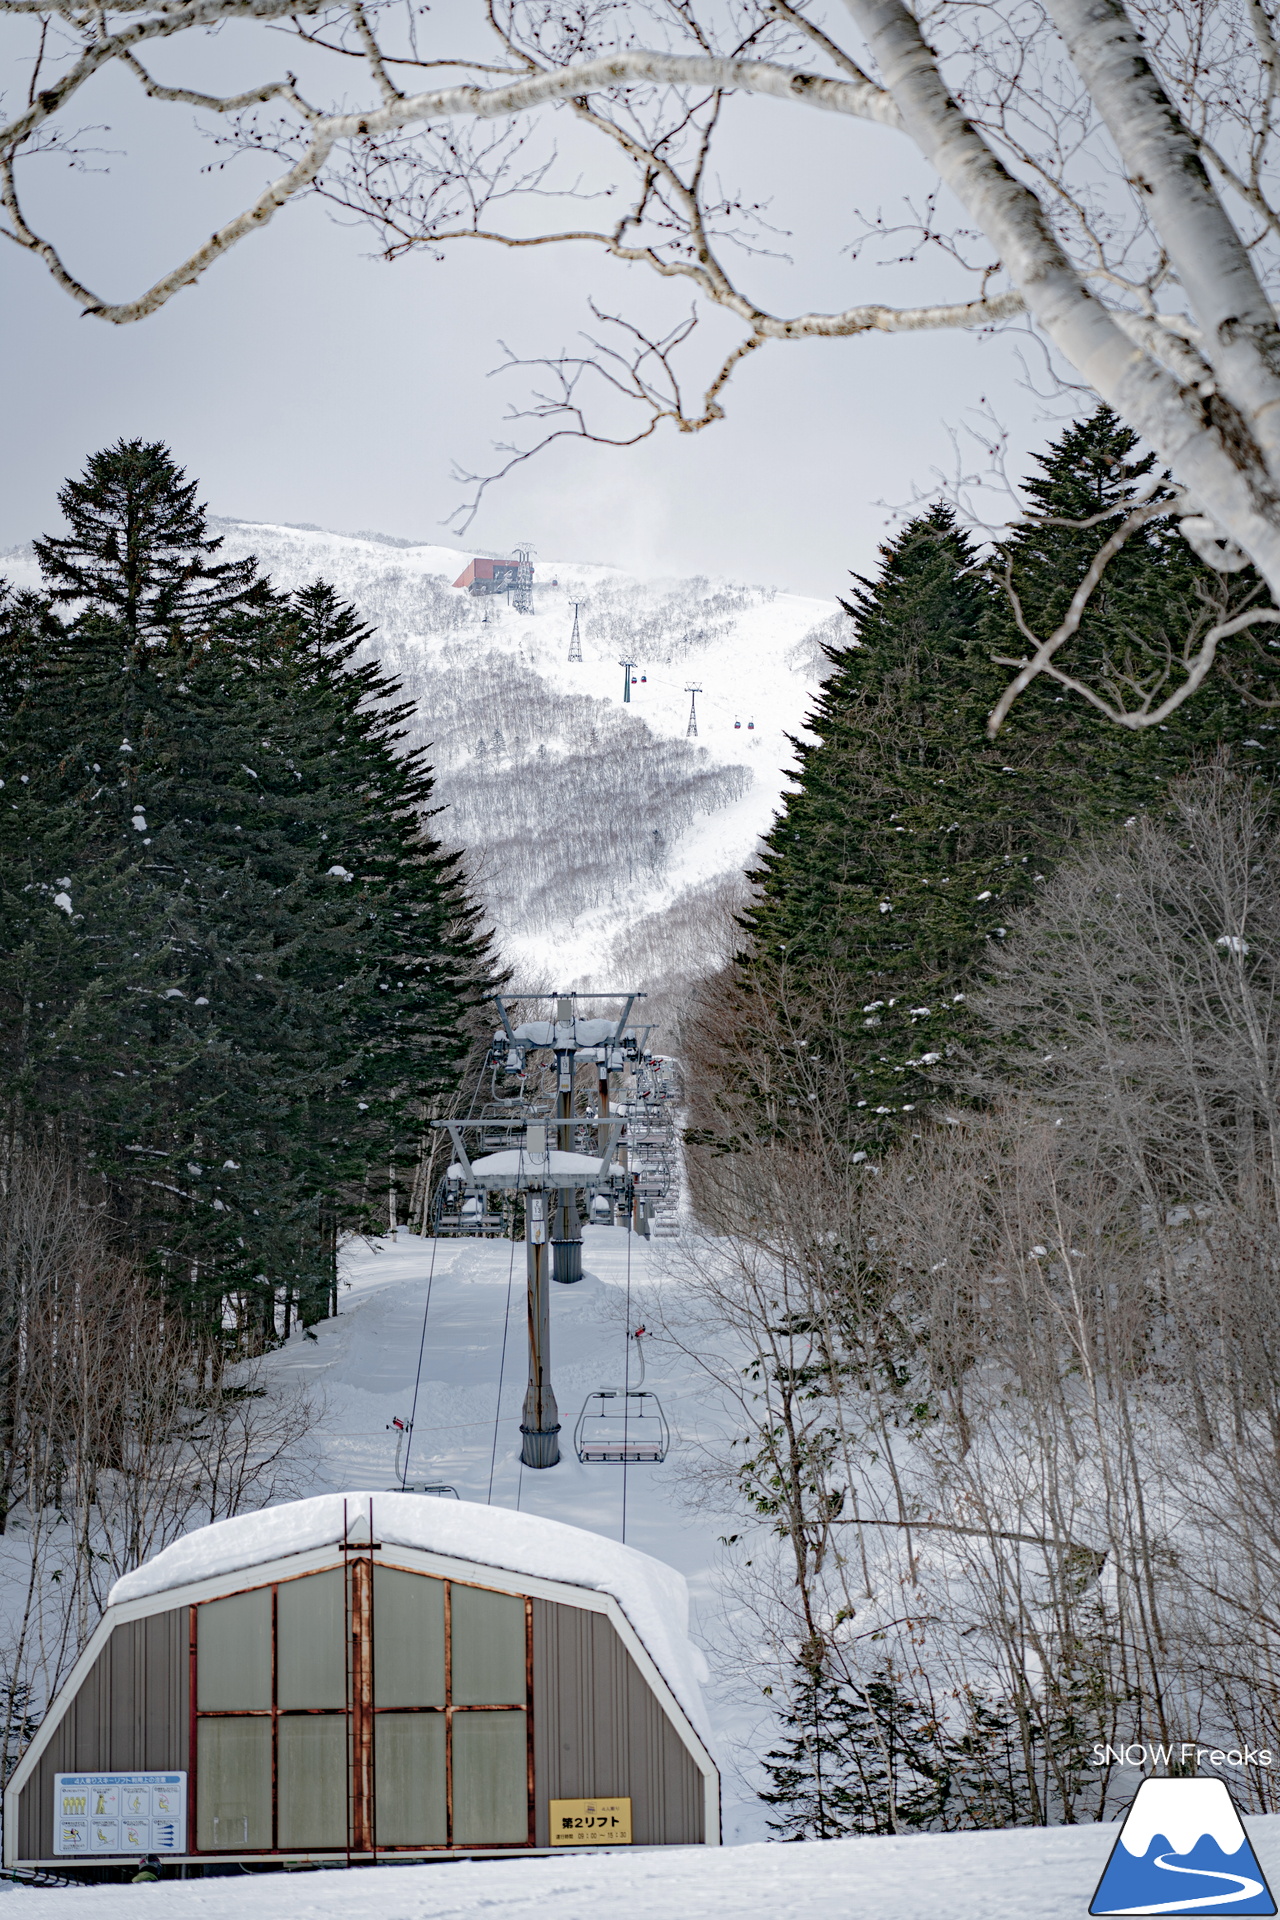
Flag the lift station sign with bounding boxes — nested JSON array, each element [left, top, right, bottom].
[[55, 1772, 186, 1855], [549, 1797, 633, 1845]]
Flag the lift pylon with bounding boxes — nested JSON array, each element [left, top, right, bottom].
[[436, 1095, 632, 1468], [491, 990, 650, 1283]]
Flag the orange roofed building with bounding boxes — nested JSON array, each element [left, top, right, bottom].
[[452, 558, 522, 596]]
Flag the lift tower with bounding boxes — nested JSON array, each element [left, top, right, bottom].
[[435, 1114, 628, 1468], [493, 993, 646, 1285]]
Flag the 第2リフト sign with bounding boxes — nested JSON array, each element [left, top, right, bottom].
[[54, 1773, 186, 1856], [549, 1797, 632, 1845]]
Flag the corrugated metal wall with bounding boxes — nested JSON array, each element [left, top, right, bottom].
[[17, 1609, 189, 1862], [532, 1598, 705, 1846], [16, 1588, 708, 1859]]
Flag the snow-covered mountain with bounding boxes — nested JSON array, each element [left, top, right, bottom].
[[3, 524, 842, 1015]]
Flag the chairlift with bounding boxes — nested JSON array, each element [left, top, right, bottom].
[[573, 1390, 669, 1463], [575, 1327, 669, 1462], [396, 1482, 460, 1498]]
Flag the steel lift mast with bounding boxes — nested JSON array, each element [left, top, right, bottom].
[[435, 992, 648, 1469], [492, 992, 647, 1285], [435, 1113, 629, 1469]]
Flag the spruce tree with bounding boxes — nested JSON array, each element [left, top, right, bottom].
[[33, 438, 264, 644], [742, 410, 1280, 1142], [759, 1662, 1040, 1836], [760, 1664, 951, 1837], [1, 444, 491, 1341]]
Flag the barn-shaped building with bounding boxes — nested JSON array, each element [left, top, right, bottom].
[[4, 1494, 718, 1873]]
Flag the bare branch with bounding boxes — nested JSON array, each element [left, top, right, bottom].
[[987, 496, 1187, 733], [1010, 605, 1280, 729]]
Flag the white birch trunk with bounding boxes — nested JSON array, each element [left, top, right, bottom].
[[843, 0, 1280, 597]]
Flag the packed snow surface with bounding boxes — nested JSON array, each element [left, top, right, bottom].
[[5, 1234, 1255, 1917], [23, 1817, 1280, 1918], [110, 1491, 710, 1741]]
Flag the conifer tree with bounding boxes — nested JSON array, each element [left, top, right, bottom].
[[34, 438, 264, 644], [759, 1664, 952, 1837], [759, 1661, 1039, 1836], [742, 410, 1280, 1140], [0, 444, 491, 1341]]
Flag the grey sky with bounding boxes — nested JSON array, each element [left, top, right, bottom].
[[2, 48, 1063, 597]]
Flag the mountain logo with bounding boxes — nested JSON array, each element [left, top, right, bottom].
[[1090, 1777, 1276, 1916]]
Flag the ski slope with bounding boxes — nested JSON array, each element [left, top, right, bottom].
[[9, 1238, 1271, 1917], [204, 521, 837, 985], [0, 526, 840, 987], [21, 1806, 1280, 1917]]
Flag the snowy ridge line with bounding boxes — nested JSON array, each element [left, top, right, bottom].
[[108, 1489, 713, 1743], [0, 523, 839, 985], [204, 521, 836, 983]]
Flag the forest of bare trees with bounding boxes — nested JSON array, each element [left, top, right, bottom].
[[0, 1145, 318, 1774], [676, 769, 1280, 1829]]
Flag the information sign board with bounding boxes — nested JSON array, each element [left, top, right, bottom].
[[54, 1772, 186, 1856], [549, 1796, 632, 1845]]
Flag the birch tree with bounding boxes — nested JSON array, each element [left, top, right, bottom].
[[8, 0, 1280, 719]]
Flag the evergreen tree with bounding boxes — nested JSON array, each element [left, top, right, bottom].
[[33, 438, 265, 644], [760, 1664, 952, 1837], [759, 1662, 1040, 1837], [0, 444, 491, 1341], [742, 411, 1280, 1141]]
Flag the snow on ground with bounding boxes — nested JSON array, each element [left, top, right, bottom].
[[201, 522, 834, 982], [1, 525, 837, 983], [25, 1808, 1280, 1918], [2, 1233, 1232, 1916], [248, 1228, 767, 1835]]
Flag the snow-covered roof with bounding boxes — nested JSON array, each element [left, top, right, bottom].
[[449, 1149, 611, 1186], [109, 1493, 711, 1742]]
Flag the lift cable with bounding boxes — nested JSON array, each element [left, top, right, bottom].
[[399, 1229, 440, 1488], [622, 1219, 633, 1544], [487, 1224, 520, 1505]]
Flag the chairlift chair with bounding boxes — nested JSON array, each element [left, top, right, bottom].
[[396, 1482, 460, 1497], [573, 1390, 670, 1463]]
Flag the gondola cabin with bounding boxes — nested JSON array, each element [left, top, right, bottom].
[[3, 1494, 718, 1875]]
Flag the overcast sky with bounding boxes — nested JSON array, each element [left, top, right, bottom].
[[1, 44, 1072, 600]]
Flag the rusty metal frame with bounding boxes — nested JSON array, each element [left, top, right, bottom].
[[349, 1557, 374, 1854], [187, 1559, 536, 1860]]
